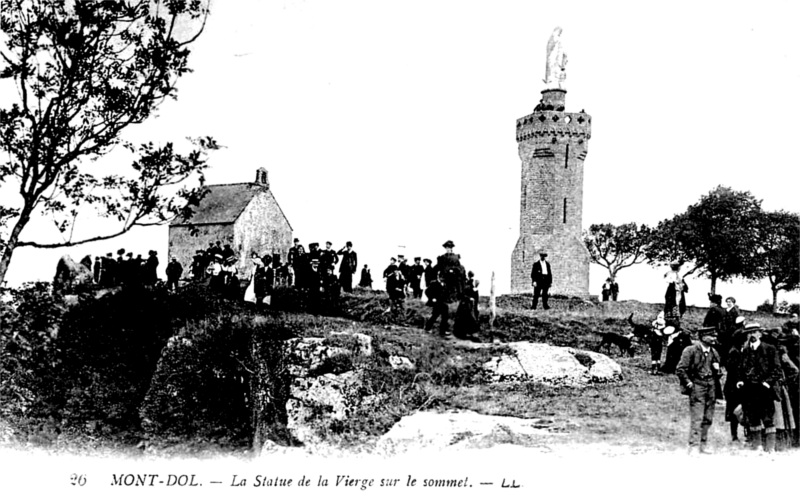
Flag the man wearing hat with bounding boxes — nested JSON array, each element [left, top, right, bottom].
[[409, 257, 425, 299], [102, 252, 116, 286], [320, 241, 339, 273], [736, 323, 783, 452], [288, 238, 306, 288], [435, 240, 466, 304], [676, 326, 722, 454], [166, 256, 183, 291], [530, 252, 552, 310], [723, 320, 749, 443], [336, 242, 358, 293]]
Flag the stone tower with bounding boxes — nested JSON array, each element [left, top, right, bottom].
[[510, 75, 592, 295]]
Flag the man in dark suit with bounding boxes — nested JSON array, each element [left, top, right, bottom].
[[336, 241, 358, 293], [736, 323, 783, 452], [530, 252, 552, 310], [676, 327, 722, 455]]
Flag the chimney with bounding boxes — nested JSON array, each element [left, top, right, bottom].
[[255, 167, 269, 188]]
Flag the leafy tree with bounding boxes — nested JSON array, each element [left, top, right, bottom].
[[646, 186, 762, 293], [582, 222, 652, 280], [752, 210, 800, 310], [0, 0, 215, 286]]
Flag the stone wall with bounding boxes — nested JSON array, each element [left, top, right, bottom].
[[168, 224, 233, 279], [234, 190, 293, 279], [511, 89, 592, 295]]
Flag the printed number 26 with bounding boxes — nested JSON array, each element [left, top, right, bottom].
[[70, 474, 87, 486]]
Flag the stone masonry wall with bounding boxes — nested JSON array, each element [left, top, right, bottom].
[[169, 224, 233, 279], [235, 190, 293, 279], [511, 89, 592, 295]]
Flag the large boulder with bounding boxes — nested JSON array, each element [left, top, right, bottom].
[[253, 331, 375, 449], [286, 370, 367, 445], [374, 410, 563, 455], [53, 255, 93, 292], [483, 342, 622, 386]]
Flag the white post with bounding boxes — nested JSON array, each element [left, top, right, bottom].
[[490, 271, 496, 329]]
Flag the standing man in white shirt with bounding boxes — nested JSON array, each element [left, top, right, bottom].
[[530, 252, 553, 310]]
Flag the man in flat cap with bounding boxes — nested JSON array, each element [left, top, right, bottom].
[[431, 240, 467, 339], [736, 323, 783, 452], [530, 252, 552, 310], [435, 240, 466, 304], [676, 326, 722, 454]]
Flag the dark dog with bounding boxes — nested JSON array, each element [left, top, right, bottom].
[[627, 313, 654, 341], [594, 330, 635, 357]]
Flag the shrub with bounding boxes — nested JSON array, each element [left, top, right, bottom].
[[139, 316, 256, 444], [0, 283, 65, 419]]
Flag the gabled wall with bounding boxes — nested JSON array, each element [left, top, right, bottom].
[[234, 190, 292, 279]]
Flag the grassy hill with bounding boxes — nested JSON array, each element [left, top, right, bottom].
[[0, 283, 791, 456]]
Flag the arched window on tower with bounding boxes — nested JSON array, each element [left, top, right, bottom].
[[563, 198, 567, 224]]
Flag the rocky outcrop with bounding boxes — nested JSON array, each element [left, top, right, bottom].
[[53, 255, 93, 292], [482, 342, 622, 386], [374, 410, 566, 455], [253, 331, 376, 449], [388, 355, 415, 370]]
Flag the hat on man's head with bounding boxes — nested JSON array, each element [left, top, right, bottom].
[[708, 294, 722, 305], [697, 327, 717, 337], [443, 240, 455, 248], [293, 238, 300, 243], [346, 241, 352, 247], [744, 323, 762, 333], [539, 252, 548, 257]]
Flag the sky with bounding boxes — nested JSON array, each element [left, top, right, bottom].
[[1, 0, 799, 310], [2, 1, 800, 486]]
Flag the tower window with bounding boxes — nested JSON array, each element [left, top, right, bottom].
[[563, 198, 567, 224], [565, 144, 569, 169]]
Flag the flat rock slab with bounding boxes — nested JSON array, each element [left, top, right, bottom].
[[483, 342, 622, 386], [374, 410, 563, 455]]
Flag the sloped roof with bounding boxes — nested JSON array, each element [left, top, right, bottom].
[[171, 182, 263, 226]]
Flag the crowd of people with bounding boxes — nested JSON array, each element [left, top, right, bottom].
[[88, 249, 163, 287], [652, 262, 800, 454], [375, 240, 481, 341], [71, 241, 800, 455]]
